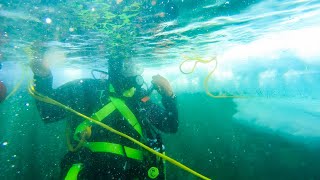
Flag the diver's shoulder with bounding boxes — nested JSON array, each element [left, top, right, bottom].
[[70, 78, 107, 83], [63, 78, 108, 88]]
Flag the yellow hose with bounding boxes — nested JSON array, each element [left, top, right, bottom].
[[28, 85, 211, 180], [180, 55, 246, 98]]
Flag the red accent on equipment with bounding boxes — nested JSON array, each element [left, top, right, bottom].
[[141, 96, 150, 103]]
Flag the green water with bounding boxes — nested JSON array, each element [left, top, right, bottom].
[[1, 88, 319, 179], [165, 94, 320, 180]]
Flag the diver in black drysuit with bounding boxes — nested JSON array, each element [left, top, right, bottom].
[[32, 59, 178, 179]]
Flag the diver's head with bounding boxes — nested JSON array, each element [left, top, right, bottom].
[[108, 58, 144, 94]]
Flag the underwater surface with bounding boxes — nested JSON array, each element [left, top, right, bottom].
[[0, 0, 320, 179]]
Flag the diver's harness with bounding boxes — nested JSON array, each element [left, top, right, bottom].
[[65, 84, 165, 180]]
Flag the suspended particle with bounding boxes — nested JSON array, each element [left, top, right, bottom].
[[2, 141, 8, 146], [116, 0, 123, 4], [158, 12, 165, 18], [45, 18, 52, 24]]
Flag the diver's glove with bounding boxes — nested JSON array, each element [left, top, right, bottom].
[[151, 75, 174, 98], [30, 57, 51, 77], [25, 43, 51, 78]]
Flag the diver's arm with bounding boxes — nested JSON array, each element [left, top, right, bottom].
[[33, 73, 68, 123], [33, 74, 96, 123], [147, 75, 179, 133], [145, 94, 178, 133], [30, 54, 73, 123]]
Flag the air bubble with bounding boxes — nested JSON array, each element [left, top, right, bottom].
[[45, 18, 52, 24]]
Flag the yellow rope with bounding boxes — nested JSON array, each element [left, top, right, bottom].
[[65, 121, 88, 152], [28, 85, 211, 180], [180, 55, 246, 98]]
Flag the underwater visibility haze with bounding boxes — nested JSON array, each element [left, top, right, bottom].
[[0, 0, 320, 179]]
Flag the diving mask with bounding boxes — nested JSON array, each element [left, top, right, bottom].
[[122, 61, 144, 77]]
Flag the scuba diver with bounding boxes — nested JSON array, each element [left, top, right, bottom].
[[30, 54, 178, 179]]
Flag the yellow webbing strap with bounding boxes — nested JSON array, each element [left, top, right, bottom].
[[122, 87, 136, 97], [92, 103, 116, 121], [65, 163, 83, 180], [84, 142, 143, 161], [109, 84, 136, 98], [74, 102, 116, 141], [74, 85, 141, 140], [110, 96, 143, 137]]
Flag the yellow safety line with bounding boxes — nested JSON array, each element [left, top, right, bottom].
[[180, 55, 246, 98], [28, 85, 211, 180]]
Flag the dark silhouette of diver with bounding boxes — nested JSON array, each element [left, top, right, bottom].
[[30, 54, 178, 179]]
